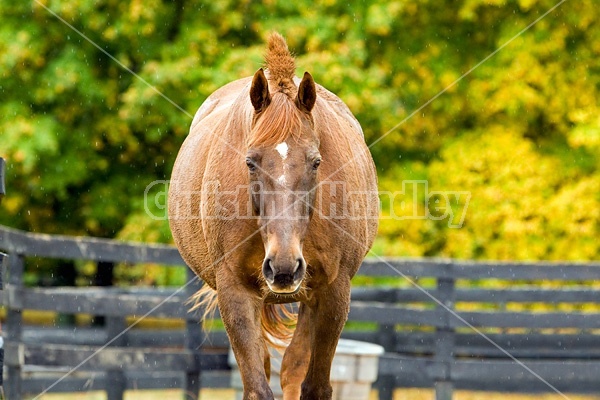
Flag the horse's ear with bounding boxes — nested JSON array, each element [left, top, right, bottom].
[[250, 68, 271, 112], [296, 72, 316, 113]]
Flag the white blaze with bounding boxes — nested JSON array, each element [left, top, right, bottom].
[[275, 142, 290, 188], [275, 142, 289, 160]]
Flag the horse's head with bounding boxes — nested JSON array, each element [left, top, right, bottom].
[[245, 68, 320, 295]]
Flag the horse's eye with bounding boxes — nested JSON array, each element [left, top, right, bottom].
[[312, 158, 321, 170], [246, 158, 257, 172]]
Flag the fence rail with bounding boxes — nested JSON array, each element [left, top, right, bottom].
[[1, 224, 600, 400]]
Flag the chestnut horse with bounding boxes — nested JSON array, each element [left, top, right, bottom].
[[169, 33, 378, 400]]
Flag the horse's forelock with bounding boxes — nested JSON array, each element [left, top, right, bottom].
[[247, 93, 304, 148]]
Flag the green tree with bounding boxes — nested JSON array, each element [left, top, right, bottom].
[[1, 0, 598, 263]]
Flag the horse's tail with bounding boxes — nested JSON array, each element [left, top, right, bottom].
[[190, 283, 296, 350], [188, 282, 219, 330], [261, 303, 297, 351], [265, 32, 296, 88]]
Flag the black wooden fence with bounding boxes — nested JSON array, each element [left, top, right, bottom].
[[0, 225, 214, 400], [350, 259, 600, 399], [1, 224, 600, 400]]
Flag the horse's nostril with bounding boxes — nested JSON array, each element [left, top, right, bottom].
[[262, 258, 275, 283], [293, 258, 305, 281]]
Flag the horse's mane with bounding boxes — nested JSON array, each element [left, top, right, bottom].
[[247, 33, 306, 148], [264, 32, 296, 90]]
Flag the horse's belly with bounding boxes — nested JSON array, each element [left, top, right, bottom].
[[168, 113, 232, 287]]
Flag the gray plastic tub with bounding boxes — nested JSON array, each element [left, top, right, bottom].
[[230, 339, 384, 400]]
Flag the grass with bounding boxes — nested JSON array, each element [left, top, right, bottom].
[[25, 389, 600, 400]]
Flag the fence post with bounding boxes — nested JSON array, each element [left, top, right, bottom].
[[0, 157, 5, 201], [376, 289, 397, 400], [5, 253, 25, 400], [434, 262, 455, 400], [101, 261, 127, 400], [106, 315, 127, 400], [0, 158, 6, 392], [184, 268, 202, 400], [0, 252, 6, 388]]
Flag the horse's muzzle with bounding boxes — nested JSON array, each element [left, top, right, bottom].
[[262, 257, 306, 294]]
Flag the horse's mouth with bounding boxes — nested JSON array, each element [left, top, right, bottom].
[[268, 284, 302, 296], [265, 285, 305, 304]]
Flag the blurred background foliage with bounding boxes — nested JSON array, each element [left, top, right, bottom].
[[1, 0, 599, 286]]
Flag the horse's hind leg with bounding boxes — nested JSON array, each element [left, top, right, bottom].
[[301, 278, 351, 400], [216, 270, 273, 400], [281, 303, 311, 400]]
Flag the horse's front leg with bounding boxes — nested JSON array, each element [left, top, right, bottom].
[[281, 303, 311, 399], [216, 270, 273, 400], [301, 278, 351, 400]]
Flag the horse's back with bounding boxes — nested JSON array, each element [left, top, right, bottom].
[[315, 85, 364, 138], [190, 77, 252, 135]]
